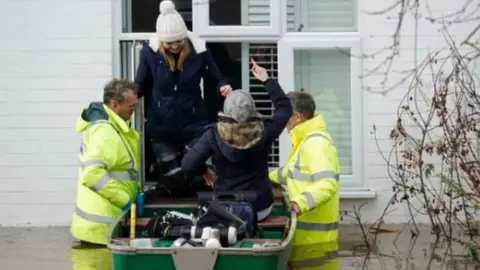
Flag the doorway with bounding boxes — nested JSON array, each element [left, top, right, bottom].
[[121, 0, 243, 185]]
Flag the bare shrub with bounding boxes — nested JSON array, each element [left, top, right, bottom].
[[354, 0, 480, 266]]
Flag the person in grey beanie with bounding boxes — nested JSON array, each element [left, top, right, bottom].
[[181, 59, 293, 221]]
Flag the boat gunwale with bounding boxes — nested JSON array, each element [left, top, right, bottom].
[[107, 212, 297, 255]]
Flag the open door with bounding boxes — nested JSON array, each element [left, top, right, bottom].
[[120, 0, 238, 188]]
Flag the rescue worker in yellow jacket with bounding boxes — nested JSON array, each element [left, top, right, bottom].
[[70, 78, 144, 246], [269, 91, 339, 270]]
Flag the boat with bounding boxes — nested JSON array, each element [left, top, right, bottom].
[[107, 187, 296, 270]]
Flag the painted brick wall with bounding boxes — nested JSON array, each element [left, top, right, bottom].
[[0, 0, 112, 226]]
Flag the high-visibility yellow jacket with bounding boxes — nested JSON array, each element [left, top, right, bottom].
[[269, 114, 340, 269], [70, 102, 140, 245]]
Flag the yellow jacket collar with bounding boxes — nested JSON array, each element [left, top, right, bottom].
[[103, 104, 131, 133], [289, 113, 327, 148]]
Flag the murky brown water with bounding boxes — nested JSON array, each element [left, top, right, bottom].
[[0, 225, 479, 270], [0, 227, 72, 269]]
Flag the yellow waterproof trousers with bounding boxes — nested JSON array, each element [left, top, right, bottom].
[[71, 242, 112, 270], [289, 241, 339, 270]]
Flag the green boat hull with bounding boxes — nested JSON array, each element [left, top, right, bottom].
[[108, 195, 295, 270], [112, 250, 289, 270]]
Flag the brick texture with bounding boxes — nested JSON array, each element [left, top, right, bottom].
[[0, 0, 112, 226]]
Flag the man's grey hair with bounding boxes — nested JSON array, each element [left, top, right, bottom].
[[103, 78, 136, 104], [286, 91, 316, 119]]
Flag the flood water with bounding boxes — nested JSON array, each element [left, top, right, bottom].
[[0, 225, 479, 269]]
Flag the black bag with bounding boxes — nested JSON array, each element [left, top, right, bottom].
[[197, 191, 259, 238]]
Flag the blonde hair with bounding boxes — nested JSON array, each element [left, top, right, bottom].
[[160, 39, 191, 72]]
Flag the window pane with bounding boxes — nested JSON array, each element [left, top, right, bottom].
[[124, 0, 193, 32], [287, 0, 357, 32], [293, 49, 352, 174], [123, 0, 272, 32], [209, 0, 271, 26]]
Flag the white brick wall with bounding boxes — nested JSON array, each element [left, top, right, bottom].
[[0, 0, 474, 226], [0, 0, 112, 226]]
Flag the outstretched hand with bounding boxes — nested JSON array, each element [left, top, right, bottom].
[[250, 58, 269, 82], [220, 84, 232, 97]]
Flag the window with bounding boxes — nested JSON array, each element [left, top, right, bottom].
[[122, 0, 282, 38], [276, 0, 366, 191], [278, 34, 363, 188], [122, 0, 193, 32], [248, 43, 280, 166], [294, 49, 352, 175], [287, 0, 357, 32], [193, 0, 282, 40]]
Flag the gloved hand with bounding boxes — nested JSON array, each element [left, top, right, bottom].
[[135, 192, 144, 217], [121, 201, 132, 212]]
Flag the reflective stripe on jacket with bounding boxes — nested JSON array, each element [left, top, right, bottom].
[[269, 114, 339, 268], [71, 103, 140, 245]]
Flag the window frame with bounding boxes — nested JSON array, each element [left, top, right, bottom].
[[192, 0, 283, 41], [277, 32, 366, 189], [287, 0, 358, 33]]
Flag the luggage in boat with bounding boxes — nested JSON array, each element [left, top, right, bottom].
[[107, 187, 295, 270], [145, 200, 248, 247], [198, 191, 258, 238]]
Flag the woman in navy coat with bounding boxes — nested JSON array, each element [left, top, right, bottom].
[[134, 0, 231, 195]]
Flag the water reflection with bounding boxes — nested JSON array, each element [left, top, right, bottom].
[[290, 241, 339, 270], [1, 226, 480, 270], [338, 224, 480, 270]]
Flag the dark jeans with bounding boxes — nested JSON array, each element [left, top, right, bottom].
[[151, 139, 211, 197]]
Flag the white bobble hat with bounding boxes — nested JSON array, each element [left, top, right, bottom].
[[156, 0, 188, 42]]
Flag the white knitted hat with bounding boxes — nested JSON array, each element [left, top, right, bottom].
[[156, 0, 188, 42]]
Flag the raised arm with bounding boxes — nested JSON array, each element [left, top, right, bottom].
[[262, 79, 293, 139], [250, 60, 293, 139]]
